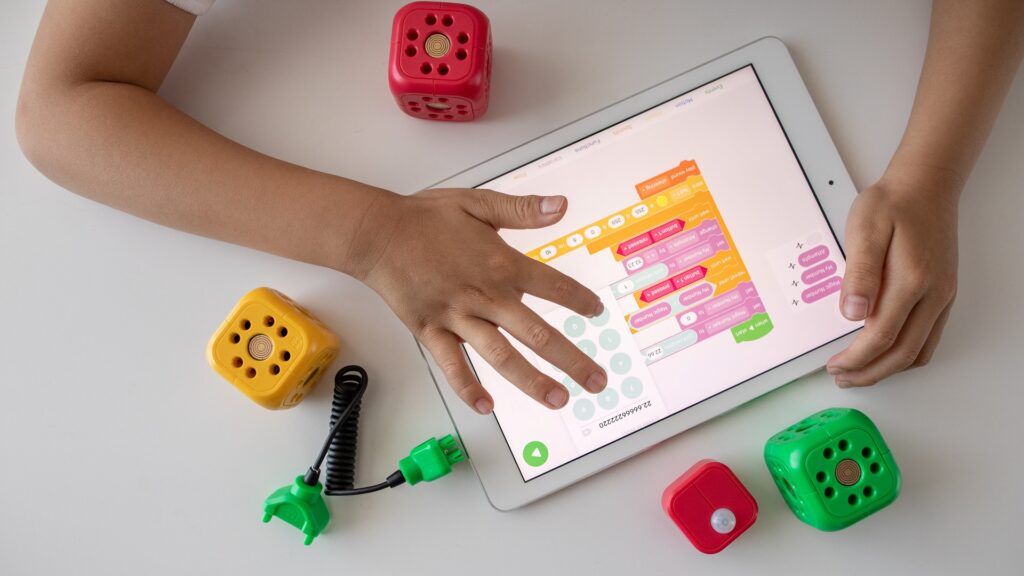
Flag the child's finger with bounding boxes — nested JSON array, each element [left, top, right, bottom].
[[832, 295, 944, 387], [520, 256, 604, 318], [840, 196, 893, 321], [490, 302, 607, 394], [463, 188, 567, 230], [827, 273, 923, 375], [457, 317, 570, 410], [911, 304, 952, 369], [421, 329, 494, 414]]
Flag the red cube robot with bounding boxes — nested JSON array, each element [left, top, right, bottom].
[[388, 2, 492, 121], [661, 460, 758, 554]]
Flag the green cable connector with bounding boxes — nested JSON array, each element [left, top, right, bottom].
[[398, 434, 465, 485], [263, 435, 465, 546], [262, 476, 330, 546]]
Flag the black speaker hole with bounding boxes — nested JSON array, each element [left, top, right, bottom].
[[406, 45, 417, 57], [240, 319, 251, 330], [438, 64, 449, 75], [232, 357, 243, 368], [421, 62, 432, 74], [281, 350, 291, 361], [823, 447, 834, 459], [838, 439, 850, 451], [425, 14, 436, 25], [824, 486, 835, 498], [278, 327, 288, 337], [441, 14, 453, 26], [428, 113, 439, 118], [263, 316, 275, 327], [406, 29, 418, 41], [229, 333, 240, 344], [270, 364, 280, 375], [245, 367, 256, 378], [444, 114, 453, 119], [457, 32, 468, 44], [870, 462, 881, 474], [848, 494, 859, 506], [815, 471, 826, 483], [863, 486, 875, 498], [828, 180, 835, 186], [861, 447, 873, 458]]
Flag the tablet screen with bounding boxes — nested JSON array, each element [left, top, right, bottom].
[[468, 65, 857, 480]]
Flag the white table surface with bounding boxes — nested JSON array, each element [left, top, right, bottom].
[[2, 1, 1022, 574]]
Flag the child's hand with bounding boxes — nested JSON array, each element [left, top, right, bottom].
[[354, 188, 608, 414], [827, 164, 960, 387]]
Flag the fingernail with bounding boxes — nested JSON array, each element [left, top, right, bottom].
[[585, 371, 607, 393], [842, 295, 869, 320], [836, 379, 851, 388], [545, 386, 569, 409], [589, 301, 605, 318], [827, 365, 845, 376], [540, 196, 565, 215], [474, 398, 493, 415]]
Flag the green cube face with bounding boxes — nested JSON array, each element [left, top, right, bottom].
[[764, 408, 901, 531]]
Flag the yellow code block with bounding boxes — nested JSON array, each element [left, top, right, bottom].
[[207, 287, 339, 410]]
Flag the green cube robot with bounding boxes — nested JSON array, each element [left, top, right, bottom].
[[764, 408, 901, 531]]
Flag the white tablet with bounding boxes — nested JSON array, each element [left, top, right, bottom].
[[419, 37, 862, 510]]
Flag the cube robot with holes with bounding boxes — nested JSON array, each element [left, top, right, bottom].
[[388, 2, 491, 121], [207, 287, 339, 410], [764, 408, 901, 531]]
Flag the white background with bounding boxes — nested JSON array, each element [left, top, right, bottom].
[[1, 1, 1022, 574]]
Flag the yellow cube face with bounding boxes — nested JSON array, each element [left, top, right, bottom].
[[207, 288, 339, 409]]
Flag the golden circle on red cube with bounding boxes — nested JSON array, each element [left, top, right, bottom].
[[388, 2, 492, 122]]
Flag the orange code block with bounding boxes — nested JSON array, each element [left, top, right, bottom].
[[207, 287, 339, 409]]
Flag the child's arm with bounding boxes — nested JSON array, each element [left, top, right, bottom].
[[827, 0, 1024, 387], [16, 0, 609, 414]]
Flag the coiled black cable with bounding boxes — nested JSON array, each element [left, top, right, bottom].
[[302, 365, 404, 495]]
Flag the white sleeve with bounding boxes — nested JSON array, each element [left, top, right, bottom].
[[165, 0, 215, 16]]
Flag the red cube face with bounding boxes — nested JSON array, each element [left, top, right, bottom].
[[388, 2, 492, 121], [661, 460, 758, 554]]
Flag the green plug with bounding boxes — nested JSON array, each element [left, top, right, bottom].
[[262, 476, 330, 545], [398, 435, 465, 485]]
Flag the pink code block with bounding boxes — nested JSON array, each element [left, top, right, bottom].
[[641, 280, 675, 303], [679, 283, 714, 306], [801, 260, 837, 285], [801, 275, 842, 303], [630, 302, 672, 329], [618, 232, 653, 257], [650, 219, 685, 242], [671, 266, 707, 290], [798, 244, 830, 267]]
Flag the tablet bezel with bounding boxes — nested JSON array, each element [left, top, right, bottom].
[[418, 36, 859, 510]]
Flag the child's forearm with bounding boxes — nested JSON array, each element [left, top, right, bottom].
[[889, 0, 1024, 190], [16, 0, 386, 277]]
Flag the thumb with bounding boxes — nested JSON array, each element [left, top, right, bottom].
[[840, 195, 892, 321], [466, 189, 567, 230]]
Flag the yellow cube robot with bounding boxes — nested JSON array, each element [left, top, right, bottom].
[[207, 287, 339, 409]]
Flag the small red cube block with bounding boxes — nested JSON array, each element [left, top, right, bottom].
[[662, 460, 758, 554], [388, 2, 492, 122]]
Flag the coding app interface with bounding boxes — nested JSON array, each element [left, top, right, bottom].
[[469, 66, 857, 480]]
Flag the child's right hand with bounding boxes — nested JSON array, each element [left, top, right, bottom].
[[348, 188, 609, 415]]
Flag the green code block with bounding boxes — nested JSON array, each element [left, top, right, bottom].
[[731, 313, 773, 343], [764, 408, 901, 531]]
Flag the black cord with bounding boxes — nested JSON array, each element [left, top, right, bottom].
[[303, 365, 405, 495]]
